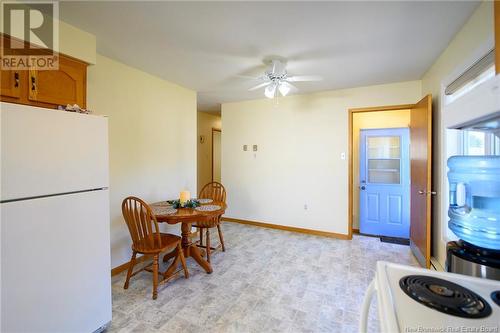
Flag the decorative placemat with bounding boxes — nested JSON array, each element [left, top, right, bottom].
[[197, 198, 213, 204], [153, 201, 173, 207], [195, 205, 221, 212], [152, 206, 178, 215]]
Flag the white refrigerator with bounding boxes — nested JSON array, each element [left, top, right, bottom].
[[1, 102, 112, 332]]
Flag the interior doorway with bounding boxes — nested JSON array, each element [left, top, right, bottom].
[[348, 96, 433, 268], [212, 128, 221, 182], [351, 109, 411, 236], [197, 112, 221, 193]]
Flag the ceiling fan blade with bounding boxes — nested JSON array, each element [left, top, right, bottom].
[[286, 75, 323, 82], [286, 81, 299, 92], [248, 82, 271, 91], [235, 75, 260, 80]]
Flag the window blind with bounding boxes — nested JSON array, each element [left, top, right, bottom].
[[445, 49, 496, 95]]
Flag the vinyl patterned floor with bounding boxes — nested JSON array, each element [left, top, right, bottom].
[[109, 222, 418, 333]]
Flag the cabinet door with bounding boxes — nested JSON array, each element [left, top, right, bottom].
[[28, 55, 87, 108], [0, 69, 22, 99], [1, 35, 27, 103]]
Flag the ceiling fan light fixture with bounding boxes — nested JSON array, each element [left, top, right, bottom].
[[278, 82, 291, 96], [265, 83, 277, 99]]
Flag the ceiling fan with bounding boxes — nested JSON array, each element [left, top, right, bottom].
[[248, 59, 322, 99]]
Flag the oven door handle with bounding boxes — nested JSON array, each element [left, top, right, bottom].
[[359, 279, 376, 333]]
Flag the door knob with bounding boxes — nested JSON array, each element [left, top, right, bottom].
[[360, 185, 366, 190], [418, 190, 437, 195]]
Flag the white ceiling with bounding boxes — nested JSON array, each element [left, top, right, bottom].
[[60, 1, 479, 113]]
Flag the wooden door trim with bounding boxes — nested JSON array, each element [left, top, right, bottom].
[[348, 104, 414, 240], [349, 104, 415, 113], [425, 95, 433, 267], [211, 128, 221, 182]]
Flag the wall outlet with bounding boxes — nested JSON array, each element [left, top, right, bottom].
[[243, 145, 248, 151]]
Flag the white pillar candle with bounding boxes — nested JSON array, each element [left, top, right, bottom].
[[179, 190, 190, 205]]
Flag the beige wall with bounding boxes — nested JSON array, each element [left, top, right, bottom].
[[33, 2, 494, 270], [352, 110, 410, 229], [222, 81, 421, 236], [87, 54, 197, 268], [421, 1, 494, 268], [59, 20, 96, 64], [8, 17, 197, 268], [197, 112, 222, 193]]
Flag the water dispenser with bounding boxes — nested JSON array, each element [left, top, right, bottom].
[[447, 156, 500, 280], [448, 156, 500, 249]]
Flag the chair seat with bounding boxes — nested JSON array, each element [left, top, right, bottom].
[[132, 233, 181, 254]]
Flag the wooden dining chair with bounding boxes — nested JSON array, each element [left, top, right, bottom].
[[194, 182, 227, 262], [122, 196, 189, 300]]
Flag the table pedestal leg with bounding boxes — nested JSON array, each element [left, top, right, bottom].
[[181, 222, 213, 274], [162, 222, 213, 274], [190, 245, 213, 273]]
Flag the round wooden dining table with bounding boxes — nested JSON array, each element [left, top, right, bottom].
[[150, 200, 227, 277]]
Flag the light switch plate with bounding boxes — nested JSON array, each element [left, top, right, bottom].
[[253, 145, 258, 151]]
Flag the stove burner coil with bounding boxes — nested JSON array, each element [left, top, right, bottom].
[[399, 275, 492, 318], [491, 291, 500, 307]]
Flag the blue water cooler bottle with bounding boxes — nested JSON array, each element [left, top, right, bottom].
[[446, 156, 500, 280]]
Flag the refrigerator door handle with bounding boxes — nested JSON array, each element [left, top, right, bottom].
[[359, 278, 376, 333]]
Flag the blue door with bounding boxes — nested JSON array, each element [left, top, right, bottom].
[[359, 128, 410, 238]]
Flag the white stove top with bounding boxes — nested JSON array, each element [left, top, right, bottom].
[[373, 262, 500, 332]]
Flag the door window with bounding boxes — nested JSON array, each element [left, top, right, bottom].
[[367, 136, 401, 184]]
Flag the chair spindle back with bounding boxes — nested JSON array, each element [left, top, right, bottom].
[[122, 196, 161, 249], [199, 182, 226, 203]]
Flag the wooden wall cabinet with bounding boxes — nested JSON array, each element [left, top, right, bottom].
[[27, 56, 87, 107], [0, 35, 87, 109]]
